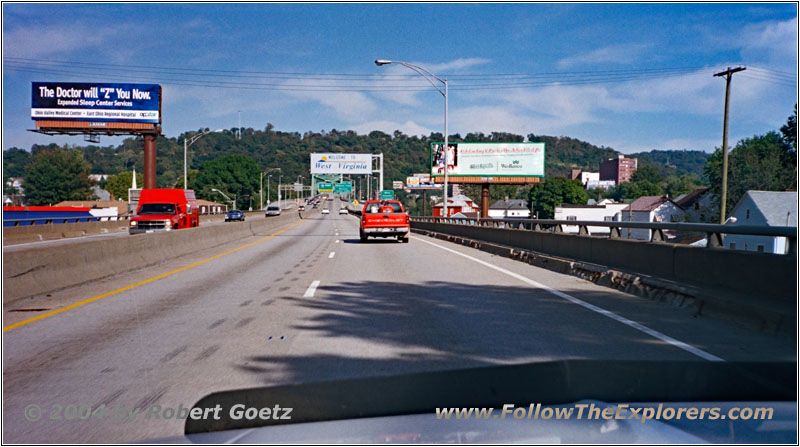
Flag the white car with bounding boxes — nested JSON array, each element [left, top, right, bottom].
[[321, 208, 330, 215], [339, 208, 348, 215]]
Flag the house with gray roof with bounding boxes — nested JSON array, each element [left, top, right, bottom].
[[723, 191, 797, 254], [488, 199, 530, 219], [620, 195, 684, 240]]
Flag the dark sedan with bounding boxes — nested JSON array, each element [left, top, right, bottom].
[[225, 210, 245, 222]]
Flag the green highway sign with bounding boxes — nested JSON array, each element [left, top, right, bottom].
[[334, 183, 352, 193], [380, 190, 395, 200], [318, 182, 334, 192]]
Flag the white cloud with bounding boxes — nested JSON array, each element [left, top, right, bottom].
[[740, 17, 798, 67], [2, 24, 121, 58], [557, 43, 651, 69], [280, 80, 378, 120], [420, 58, 492, 73], [349, 120, 433, 137]]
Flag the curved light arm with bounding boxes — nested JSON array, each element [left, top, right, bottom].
[[211, 188, 233, 204], [187, 129, 224, 147], [375, 60, 445, 97]]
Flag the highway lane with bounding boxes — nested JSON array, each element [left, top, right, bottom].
[[2, 197, 793, 443]]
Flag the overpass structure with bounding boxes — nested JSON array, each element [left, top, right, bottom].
[[2, 201, 796, 443]]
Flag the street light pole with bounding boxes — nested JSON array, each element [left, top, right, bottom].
[[266, 175, 272, 207], [184, 129, 223, 190], [260, 168, 280, 209], [375, 59, 448, 216]]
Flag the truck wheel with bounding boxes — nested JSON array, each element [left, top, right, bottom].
[[360, 231, 367, 242], [402, 237, 409, 243]]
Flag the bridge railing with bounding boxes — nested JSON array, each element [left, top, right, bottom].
[[3, 217, 102, 226], [410, 216, 797, 255]]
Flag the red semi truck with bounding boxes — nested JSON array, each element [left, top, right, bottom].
[[129, 189, 199, 234], [359, 199, 410, 243]]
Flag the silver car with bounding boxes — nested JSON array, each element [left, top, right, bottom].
[[265, 205, 281, 217]]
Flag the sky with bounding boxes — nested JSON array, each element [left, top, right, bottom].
[[2, 3, 797, 154]]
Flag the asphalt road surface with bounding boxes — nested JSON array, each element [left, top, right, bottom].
[[2, 198, 793, 443]]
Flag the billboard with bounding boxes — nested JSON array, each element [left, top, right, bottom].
[[406, 174, 441, 190], [392, 181, 404, 189], [310, 153, 372, 174], [430, 142, 545, 177], [32, 82, 160, 123]]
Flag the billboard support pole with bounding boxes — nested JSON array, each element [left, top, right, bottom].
[[481, 183, 490, 219], [143, 132, 157, 189]]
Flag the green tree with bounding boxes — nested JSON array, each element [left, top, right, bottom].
[[664, 174, 701, 198], [781, 104, 797, 150], [631, 165, 664, 184], [174, 170, 199, 189], [3, 147, 33, 178], [704, 131, 795, 217], [193, 154, 260, 206], [605, 179, 663, 202], [528, 177, 588, 219], [104, 171, 143, 200], [23, 148, 93, 205]]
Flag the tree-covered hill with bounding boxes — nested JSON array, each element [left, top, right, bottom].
[[628, 149, 710, 178]]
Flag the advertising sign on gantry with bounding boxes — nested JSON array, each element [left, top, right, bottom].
[[310, 153, 372, 174], [31, 82, 161, 123]]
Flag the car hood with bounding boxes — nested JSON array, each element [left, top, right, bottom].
[[131, 214, 177, 221], [166, 360, 794, 444]]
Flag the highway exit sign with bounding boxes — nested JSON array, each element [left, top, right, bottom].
[[380, 190, 395, 200]]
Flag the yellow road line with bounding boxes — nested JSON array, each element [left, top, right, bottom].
[[3, 219, 305, 332]]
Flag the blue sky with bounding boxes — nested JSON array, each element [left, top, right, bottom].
[[2, 3, 797, 154]]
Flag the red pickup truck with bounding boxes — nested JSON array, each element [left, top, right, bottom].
[[359, 200, 410, 243], [129, 189, 199, 234]]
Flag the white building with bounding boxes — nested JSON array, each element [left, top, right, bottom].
[[554, 202, 629, 234], [578, 171, 599, 186], [723, 191, 797, 254], [488, 199, 530, 219], [620, 196, 684, 240]]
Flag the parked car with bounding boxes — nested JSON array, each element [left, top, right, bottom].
[[129, 189, 199, 234], [265, 205, 281, 217], [225, 210, 245, 222]]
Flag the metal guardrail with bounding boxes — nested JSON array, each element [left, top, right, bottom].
[[3, 217, 102, 226], [411, 216, 797, 253]]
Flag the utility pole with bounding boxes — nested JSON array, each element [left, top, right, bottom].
[[237, 110, 242, 140], [713, 66, 746, 224]]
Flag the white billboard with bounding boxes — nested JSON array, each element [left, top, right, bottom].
[[430, 142, 545, 177], [310, 153, 372, 174]]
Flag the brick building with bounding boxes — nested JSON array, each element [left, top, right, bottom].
[[600, 154, 638, 184]]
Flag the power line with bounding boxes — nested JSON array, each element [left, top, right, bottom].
[[2, 56, 708, 82], [3, 61, 711, 92], [738, 74, 796, 87]]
